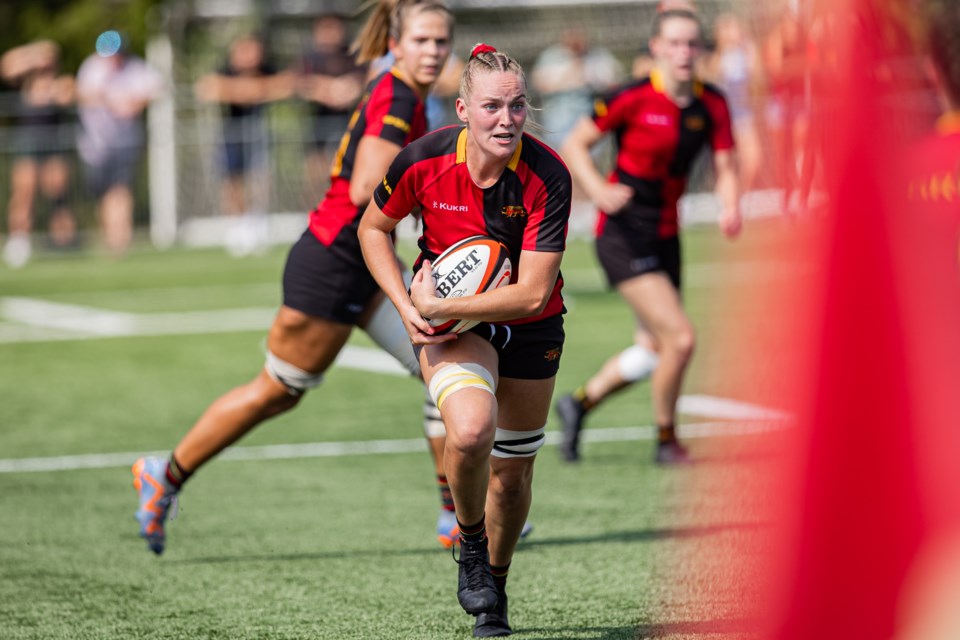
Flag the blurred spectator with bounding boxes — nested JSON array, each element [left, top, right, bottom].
[[531, 27, 624, 151], [762, 10, 811, 216], [426, 54, 464, 131], [703, 14, 763, 194], [2, 40, 76, 268], [194, 32, 293, 256], [76, 32, 164, 257], [296, 15, 365, 205]]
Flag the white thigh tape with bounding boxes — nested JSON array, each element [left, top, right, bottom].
[[427, 363, 495, 411], [617, 345, 659, 382], [423, 393, 446, 438], [265, 351, 323, 396]]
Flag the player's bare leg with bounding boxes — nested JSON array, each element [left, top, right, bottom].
[[579, 324, 657, 405], [133, 306, 353, 554], [618, 272, 695, 463], [557, 324, 659, 462], [420, 334, 500, 615], [477, 375, 552, 636], [173, 307, 352, 470]]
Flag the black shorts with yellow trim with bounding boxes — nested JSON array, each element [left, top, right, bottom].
[[467, 313, 565, 380]]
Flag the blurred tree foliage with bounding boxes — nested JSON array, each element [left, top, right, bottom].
[[0, 0, 165, 75]]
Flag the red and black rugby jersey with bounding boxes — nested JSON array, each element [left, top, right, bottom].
[[373, 126, 572, 324], [592, 69, 734, 239], [308, 69, 427, 246]]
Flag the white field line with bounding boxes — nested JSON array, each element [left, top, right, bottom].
[[0, 419, 789, 474], [0, 297, 790, 415], [0, 296, 793, 474], [677, 395, 791, 421], [0, 296, 407, 376]]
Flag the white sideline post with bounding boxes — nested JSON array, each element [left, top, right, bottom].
[[146, 34, 177, 249]]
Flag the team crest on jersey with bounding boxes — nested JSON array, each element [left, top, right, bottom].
[[543, 347, 561, 362], [685, 115, 705, 131], [501, 205, 527, 218]]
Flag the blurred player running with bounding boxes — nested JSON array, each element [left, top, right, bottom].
[[132, 0, 468, 555], [554, 8, 741, 464]]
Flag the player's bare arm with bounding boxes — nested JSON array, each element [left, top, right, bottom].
[[349, 136, 403, 206], [562, 116, 633, 214], [714, 149, 742, 238], [412, 250, 562, 323]]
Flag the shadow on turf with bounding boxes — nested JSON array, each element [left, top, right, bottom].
[[518, 521, 767, 550], [575, 448, 786, 467], [169, 545, 442, 565], [524, 617, 758, 639], [170, 522, 766, 565]]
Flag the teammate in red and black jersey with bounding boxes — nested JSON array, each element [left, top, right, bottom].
[[555, 8, 742, 465], [360, 43, 571, 637], [131, 0, 458, 555]]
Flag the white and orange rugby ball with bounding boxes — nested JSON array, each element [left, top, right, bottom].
[[426, 235, 512, 334]]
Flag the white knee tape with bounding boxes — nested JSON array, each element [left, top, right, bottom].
[[491, 426, 546, 458], [364, 277, 421, 378], [265, 351, 323, 396], [428, 363, 495, 411], [423, 392, 446, 438], [617, 345, 659, 382]]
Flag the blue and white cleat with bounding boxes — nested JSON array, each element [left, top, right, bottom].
[[437, 509, 460, 549], [132, 457, 178, 555]]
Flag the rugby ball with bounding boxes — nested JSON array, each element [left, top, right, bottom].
[[426, 235, 512, 334]]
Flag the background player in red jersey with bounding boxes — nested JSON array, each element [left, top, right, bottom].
[[555, 8, 741, 464], [359, 43, 571, 637], [131, 0, 457, 555]]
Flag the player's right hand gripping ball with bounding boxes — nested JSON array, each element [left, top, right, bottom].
[[426, 235, 511, 334]]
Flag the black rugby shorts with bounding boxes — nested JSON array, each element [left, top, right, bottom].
[[282, 229, 380, 324]]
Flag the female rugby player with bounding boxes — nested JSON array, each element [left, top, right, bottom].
[[132, 0, 457, 554], [555, 8, 741, 464], [359, 43, 572, 637]]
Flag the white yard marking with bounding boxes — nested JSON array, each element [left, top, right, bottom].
[[677, 394, 791, 421], [0, 420, 788, 474]]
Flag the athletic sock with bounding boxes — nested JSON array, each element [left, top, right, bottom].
[[437, 474, 455, 512], [490, 562, 510, 591], [657, 423, 677, 445], [165, 453, 192, 489], [572, 386, 596, 411], [458, 515, 486, 544]]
